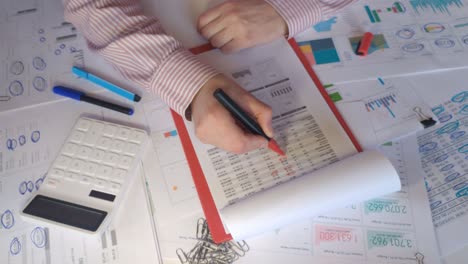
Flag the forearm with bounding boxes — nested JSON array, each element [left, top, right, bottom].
[[265, 0, 359, 37], [63, 0, 218, 117]]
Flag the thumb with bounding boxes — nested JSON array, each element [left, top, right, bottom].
[[242, 96, 274, 138], [224, 81, 275, 138], [257, 108, 274, 138]]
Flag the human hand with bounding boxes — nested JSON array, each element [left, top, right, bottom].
[[197, 0, 287, 53], [191, 74, 273, 154]]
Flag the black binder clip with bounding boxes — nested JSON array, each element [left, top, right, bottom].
[[414, 106, 437, 128]]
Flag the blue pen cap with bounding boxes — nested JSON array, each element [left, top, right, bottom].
[[53, 86, 83, 100]]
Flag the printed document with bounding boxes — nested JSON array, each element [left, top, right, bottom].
[[143, 98, 441, 264]]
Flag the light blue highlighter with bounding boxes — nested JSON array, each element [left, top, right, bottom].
[[72, 66, 141, 102]]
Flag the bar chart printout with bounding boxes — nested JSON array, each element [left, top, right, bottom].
[[349, 34, 390, 55], [335, 84, 432, 146], [362, 91, 422, 138], [365, 93, 398, 119], [365, 2, 406, 23], [409, 0, 464, 15], [298, 38, 341, 65]]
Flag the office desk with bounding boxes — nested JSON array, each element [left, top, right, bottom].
[[1, 0, 468, 263]]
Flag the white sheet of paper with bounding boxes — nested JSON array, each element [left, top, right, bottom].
[[142, 98, 441, 264], [0, 99, 160, 264], [190, 38, 357, 207], [325, 78, 436, 149], [239, 138, 442, 263], [111, 164, 162, 264], [402, 71, 468, 257], [178, 39, 403, 241], [334, 69, 468, 259], [0, 0, 143, 113], [221, 150, 401, 240], [294, 0, 468, 84]]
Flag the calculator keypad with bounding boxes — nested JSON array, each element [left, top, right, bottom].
[[45, 118, 147, 197]]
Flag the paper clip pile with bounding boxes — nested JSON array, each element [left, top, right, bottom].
[[176, 218, 250, 264]]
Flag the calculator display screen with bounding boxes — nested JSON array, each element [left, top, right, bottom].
[[23, 195, 107, 232]]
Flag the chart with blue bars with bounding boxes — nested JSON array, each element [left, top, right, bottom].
[[365, 94, 398, 118], [409, 0, 464, 15], [364, 2, 406, 23], [364, 0, 465, 23]]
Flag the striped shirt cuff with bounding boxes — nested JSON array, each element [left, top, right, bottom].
[[265, 0, 322, 38], [150, 49, 219, 119], [320, 0, 357, 18], [265, 0, 356, 37]]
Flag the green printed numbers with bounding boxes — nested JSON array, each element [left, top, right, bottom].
[[367, 231, 413, 249], [371, 236, 412, 248], [365, 199, 407, 214]]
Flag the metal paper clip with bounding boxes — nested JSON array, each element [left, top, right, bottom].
[[227, 241, 248, 257], [196, 218, 209, 240], [176, 248, 189, 264], [177, 218, 250, 264], [413, 252, 424, 264]]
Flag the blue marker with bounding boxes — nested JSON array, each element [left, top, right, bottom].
[[53, 86, 134, 115], [72, 66, 141, 102]]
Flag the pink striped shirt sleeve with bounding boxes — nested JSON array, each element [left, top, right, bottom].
[[265, 0, 358, 37], [62, 0, 218, 118], [63, 0, 356, 118]]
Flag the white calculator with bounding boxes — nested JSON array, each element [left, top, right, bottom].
[[21, 117, 149, 234]]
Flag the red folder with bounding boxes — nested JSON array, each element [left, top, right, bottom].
[[171, 39, 362, 243]]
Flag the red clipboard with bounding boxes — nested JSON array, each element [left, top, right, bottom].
[[171, 39, 362, 243]]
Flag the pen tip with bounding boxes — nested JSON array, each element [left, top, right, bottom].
[[268, 139, 286, 156]]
